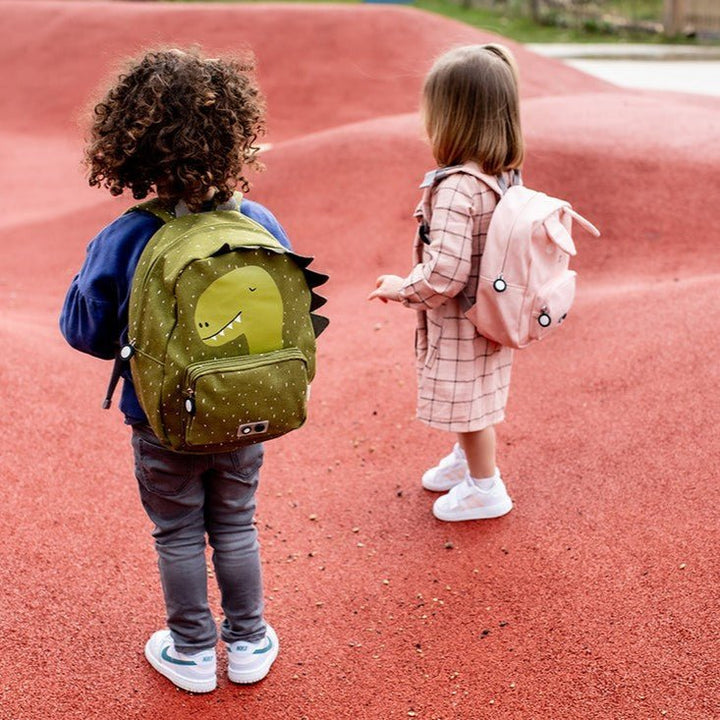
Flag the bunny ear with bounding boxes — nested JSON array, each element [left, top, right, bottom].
[[544, 214, 577, 256], [566, 208, 601, 237]]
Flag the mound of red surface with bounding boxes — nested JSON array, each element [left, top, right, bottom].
[[1, 2, 718, 719]]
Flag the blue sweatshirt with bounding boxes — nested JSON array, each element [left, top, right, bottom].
[[60, 199, 291, 425]]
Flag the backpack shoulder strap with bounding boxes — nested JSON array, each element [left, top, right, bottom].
[[418, 164, 519, 314], [420, 163, 515, 197], [104, 202, 170, 410], [126, 198, 176, 224], [125, 191, 244, 224]]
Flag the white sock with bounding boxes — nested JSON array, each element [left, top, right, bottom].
[[469, 473, 497, 491]]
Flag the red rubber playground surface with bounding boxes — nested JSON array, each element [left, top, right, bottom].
[[1, 2, 718, 718]]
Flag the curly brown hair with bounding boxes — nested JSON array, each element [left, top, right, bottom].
[[85, 48, 266, 211]]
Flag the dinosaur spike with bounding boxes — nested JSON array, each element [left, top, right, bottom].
[[311, 313, 330, 338], [303, 269, 329, 289], [310, 291, 328, 311], [289, 252, 315, 269]]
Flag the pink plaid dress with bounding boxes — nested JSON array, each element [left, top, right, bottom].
[[399, 163, 514, 432]]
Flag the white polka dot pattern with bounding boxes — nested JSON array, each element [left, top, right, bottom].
[[125, 206, 328, 453]]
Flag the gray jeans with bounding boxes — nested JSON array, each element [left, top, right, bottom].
[[131, 425, 266, 653]]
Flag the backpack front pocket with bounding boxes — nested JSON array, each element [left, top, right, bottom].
[[530, 270, 577, 342], [181, 348, 308, 450]]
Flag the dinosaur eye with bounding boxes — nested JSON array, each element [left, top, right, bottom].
[[249, 287, 257, 292]]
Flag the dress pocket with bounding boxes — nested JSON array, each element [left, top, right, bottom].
[[423, 315, 445, 370], [424, 343, 438, 369]]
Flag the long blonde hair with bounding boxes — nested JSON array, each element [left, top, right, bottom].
[[422, 44, 524, 174]]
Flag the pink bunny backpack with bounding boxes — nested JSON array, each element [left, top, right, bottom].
[[435, 166, 600, 349]]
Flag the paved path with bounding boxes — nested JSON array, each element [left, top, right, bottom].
[[528, 43, 720, 96]]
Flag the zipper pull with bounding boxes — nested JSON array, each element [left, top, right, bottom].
[[184, 389, 196, 415], [493, 276, 507, 293]]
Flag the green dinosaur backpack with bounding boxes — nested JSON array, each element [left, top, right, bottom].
[[105, 195, 328, 453]]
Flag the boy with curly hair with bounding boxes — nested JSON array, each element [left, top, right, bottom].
[[60, 48, 283, 693]]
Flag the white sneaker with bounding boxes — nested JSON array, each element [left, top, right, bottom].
[[432, 473, 513, 522], [227, 624, 279, 684], [421, 444, 468, 492], [144, 629, 217, 693]]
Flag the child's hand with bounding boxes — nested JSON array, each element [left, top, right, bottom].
[[368, 274, 405, 303]]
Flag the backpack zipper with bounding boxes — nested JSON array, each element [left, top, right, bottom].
[[183, 348, 307, 394]]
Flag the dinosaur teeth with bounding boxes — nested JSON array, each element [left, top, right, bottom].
[[204, 312, 243, 343]]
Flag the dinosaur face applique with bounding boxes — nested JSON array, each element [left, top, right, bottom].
[[194, 266, 284, 353]]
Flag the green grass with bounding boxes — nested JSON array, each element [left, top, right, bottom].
[[414, 0, 594, 42], [605, 0, 663, 23], [412, 0, 706, 43], [166, 0, 715, 44], [168, 0, 355, 3]]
